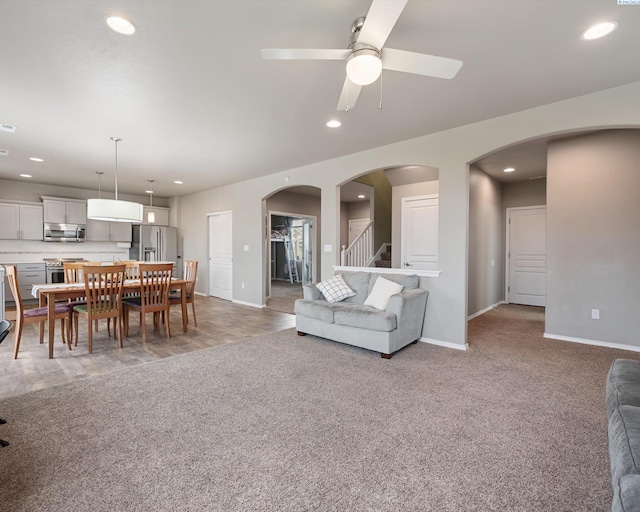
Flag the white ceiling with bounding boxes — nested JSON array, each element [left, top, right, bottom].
[[1, 1, 639, 198]]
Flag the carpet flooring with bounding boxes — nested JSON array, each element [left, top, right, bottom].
[[0, 305, 636, 511]]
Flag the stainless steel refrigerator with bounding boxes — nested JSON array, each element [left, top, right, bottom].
[[130, 225, 180, 278]]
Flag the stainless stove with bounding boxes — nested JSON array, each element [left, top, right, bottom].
[[43, 258, 87, 283]]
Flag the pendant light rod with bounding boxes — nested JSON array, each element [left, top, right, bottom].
[[95, 171, 104, 198], [111, 136, 122, 200]]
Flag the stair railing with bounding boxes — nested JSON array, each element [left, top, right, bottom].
[[340, 221, 373, 267]]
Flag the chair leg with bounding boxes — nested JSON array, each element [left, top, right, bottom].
[[13, 318, 23, 359], [141, 314, 147, 344], [165, 308, 171, 339], [39, 320, 45, 344], [64, 318, 72, 351], [107, 318, 111, 338], [74, 313, 79, 347], [191, 301, 197, 327], [88, 317, 93, 354], [60, 318, 67, 345], [117, 315, 124, 349], [124, 308, 129, 338]]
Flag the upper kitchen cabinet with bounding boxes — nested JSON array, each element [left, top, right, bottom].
[[0, 202, 44, 240], [86, 219, 132, 242], [42, 197, 87, 224], [141, 206, 170, 226]]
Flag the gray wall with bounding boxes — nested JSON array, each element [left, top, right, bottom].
[[546, 129, 640, 347], [391, 180, 440, 268], [468, 167, 503, 316], [177, 82, 640, 347], [503, 179, 546, 209], [356, 171, 392, 252]]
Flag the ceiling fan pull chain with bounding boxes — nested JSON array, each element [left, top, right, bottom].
[[379, 70, 383, 110]]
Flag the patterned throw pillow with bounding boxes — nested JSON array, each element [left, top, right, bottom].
[[315, 274, 356, 303]]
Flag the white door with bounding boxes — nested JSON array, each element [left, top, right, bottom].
[[348, 218, 370, 246], [507, 206, 546, 307], [209, 211, 233, 300], [301, 219, 313, 284], [401, 195, 439, 270]]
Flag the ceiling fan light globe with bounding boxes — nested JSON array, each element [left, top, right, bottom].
[[346, 51, 382, 86]]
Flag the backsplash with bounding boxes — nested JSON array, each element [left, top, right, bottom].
[[0, 240, 130, 263]]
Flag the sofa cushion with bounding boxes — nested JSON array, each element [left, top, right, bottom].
[[336, 271, 371, 304], [607, 359, 640, 418], [333, 304, 397, 332], [364, 276, 404, 310], [294, 299, 335, 324], [609, 405, 640, 486], [368, 273, 419, 295], [613, 474, 640, 512], [315, 274, 355, 303]]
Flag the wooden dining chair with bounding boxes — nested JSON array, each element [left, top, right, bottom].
[[72, 265, 125, 354], [64, 261, 102, 337], [123, 263, 173, 343], [169, 260, 198, 327], [5, 265, 73, 359]]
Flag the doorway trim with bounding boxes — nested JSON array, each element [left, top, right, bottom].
[[504, 205, 546, 305], [267, 210, 317, 298]]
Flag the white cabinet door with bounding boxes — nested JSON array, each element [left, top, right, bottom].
[[19, 204, 43, 240], [86, 218, 110, 241], [44, 200, 66, 223], [66, 201, 87, 224], [0, 203, 19, 239], [110, 221, 132, 242]]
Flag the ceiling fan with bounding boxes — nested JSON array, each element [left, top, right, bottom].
[[261, 0, 463, 111]]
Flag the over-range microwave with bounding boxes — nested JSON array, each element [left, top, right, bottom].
[[43, 223, 86, 242]]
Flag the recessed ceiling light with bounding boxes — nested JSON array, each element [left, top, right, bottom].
[[504, 167, 515, 173], [358, 194, 366, 199], [29, 157, 44, 162], [581, 21, 618, 41], [174, 180, 183, 185], [326, 120, 342, 128], [20, 174, 32, 178], [106, 15, 136, 36]]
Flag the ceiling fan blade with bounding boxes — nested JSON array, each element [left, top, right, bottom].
[[337, 77, 362, 111], [357, 0, 408, 50], [382, 48, 463, 79], [261, 49, 350, 60]]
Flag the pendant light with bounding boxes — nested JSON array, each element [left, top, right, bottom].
[[146, 179, 155, 223], [87, 137, 144, 223]]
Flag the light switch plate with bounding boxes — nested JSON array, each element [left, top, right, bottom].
[[323, 244, 332, 253]]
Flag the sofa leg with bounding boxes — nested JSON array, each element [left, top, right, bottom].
[[381, 353, 392, 359], [297, 331, 307, 336]]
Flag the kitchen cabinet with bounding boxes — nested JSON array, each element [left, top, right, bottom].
[[0, 202, 44, 240], [87, 219, 132, 242], [3, 262, 45, 304], [141, 206, 170, 226], [42, 197, 87, 224]]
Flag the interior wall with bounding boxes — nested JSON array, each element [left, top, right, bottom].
[[503, 179, 547, 209], [178, 81, 640, 347], [546, 129, 640, 347], [468, 167, 503, 316], [355, 171, 392, 251], [391, 180, 440, 268]]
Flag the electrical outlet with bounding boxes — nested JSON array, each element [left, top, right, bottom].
[[591, 309, 600, 320]]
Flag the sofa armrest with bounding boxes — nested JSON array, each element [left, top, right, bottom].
[[385, 289, 429, 341], [303, 283, 323, 301]]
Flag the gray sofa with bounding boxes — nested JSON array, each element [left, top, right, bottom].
[[607, 358, 640, 512], [294, 271, 428, 358]]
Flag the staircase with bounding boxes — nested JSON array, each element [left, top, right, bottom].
[[374, 246, 392, 268]]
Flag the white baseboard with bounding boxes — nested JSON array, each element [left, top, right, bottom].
[[467, 301, 506, 321], [419, 337, 469, 351], [232, 299, 265, 309], [194, 291, 207, 297], [543, 332, 640, 353]]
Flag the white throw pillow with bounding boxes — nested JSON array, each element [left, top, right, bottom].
[[364, 276, 404, 310], [315, 274, 356, 303]]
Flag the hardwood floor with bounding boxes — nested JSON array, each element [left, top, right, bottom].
[[0, 295, 295, 399]]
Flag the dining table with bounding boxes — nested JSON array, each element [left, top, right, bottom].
[[32, 278, 190, 359]]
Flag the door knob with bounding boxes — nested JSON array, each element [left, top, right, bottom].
[[404, 262, 411, 267]]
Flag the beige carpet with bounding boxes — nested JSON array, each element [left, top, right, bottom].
[[0, 304, 635, 511]]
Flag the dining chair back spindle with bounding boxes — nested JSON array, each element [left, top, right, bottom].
[[73, 265, 126, 354], [5, 265, 72, 359], [123, 263, 173, 343], [169, 260, 198, 327]]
